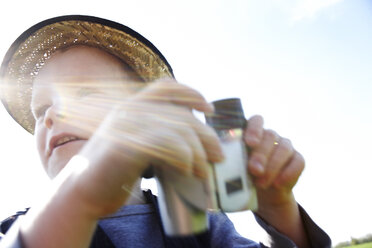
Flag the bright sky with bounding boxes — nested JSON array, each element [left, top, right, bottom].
[[0, 0, 371, 245]]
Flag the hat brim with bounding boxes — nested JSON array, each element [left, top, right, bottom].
[[0, 15, 174, 134]]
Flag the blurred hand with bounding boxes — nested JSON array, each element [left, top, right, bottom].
[[71, 79, 224, 216], [101, 79, 224, 176]]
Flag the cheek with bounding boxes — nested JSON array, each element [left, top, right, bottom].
[[34, 122, 49, 171], [65, 98, 109, 133], [47, 140, 86, 178]]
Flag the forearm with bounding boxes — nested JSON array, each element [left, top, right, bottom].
[[255, 192, 310, 248], [19, 137, 143, 248], [20, 174, 99, 248]]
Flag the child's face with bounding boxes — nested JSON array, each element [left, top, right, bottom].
[[31, 46, 142, 178]]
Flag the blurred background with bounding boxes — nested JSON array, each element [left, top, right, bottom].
[[0, 0, 371, 245]]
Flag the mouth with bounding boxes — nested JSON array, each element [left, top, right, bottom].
[[55, 136, 80, 147], [48, 134, 85, 156]]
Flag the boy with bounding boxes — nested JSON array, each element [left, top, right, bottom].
[[0, 15, 331, 247]]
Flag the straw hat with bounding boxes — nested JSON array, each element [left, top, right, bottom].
[[0, 15, 174, 134]]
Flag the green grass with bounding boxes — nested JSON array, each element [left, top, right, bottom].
[[345, 242, 372, 248]]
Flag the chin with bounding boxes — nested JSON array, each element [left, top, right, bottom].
[[47, 163, 65, 179], [47, 140, 86, 178]]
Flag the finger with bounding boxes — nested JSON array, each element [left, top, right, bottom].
[[160, 135, 194, 176], [259, 138, 294, 188], [180, 128, 210, 179], [244, 115, 264, 147], [248, 129, 279, 177], [273, 151, 305, 189], [140, 80, 214, 113], [153, 122, 210, 179], [191, 117, 224, 163], [136, 129, 194, 177], [148, 106, 224, 163]]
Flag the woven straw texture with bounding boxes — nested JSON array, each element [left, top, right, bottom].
[[1, 20, 173, 134]]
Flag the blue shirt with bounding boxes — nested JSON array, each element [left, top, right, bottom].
[[97, 202, 330, 247], [0, 193, 331, 247]]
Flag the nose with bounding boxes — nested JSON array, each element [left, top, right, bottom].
[[44, 104, 65, 129]]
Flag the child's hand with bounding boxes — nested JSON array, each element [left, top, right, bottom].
[[105, 79, 224, 177], [70, 79, 224, 217], [244, 115, 305, 208]]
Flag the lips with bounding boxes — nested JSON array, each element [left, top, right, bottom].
[[47, 134, 85, 156], [55, 136, 79, 147]]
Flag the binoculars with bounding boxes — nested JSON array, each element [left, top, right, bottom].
[[155, 98, 257, 236]]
